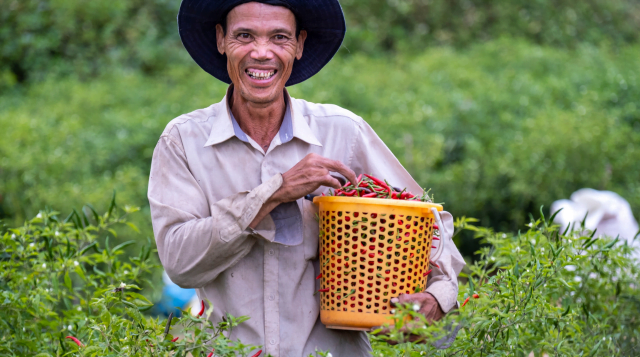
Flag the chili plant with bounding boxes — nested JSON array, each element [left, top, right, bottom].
[[0, 196, 260, 356], [370, 211, 640, 356]]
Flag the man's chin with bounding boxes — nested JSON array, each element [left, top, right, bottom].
[[237, 83, 283, 104]]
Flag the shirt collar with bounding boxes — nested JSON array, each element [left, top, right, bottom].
[[204, 85, 322, 147]]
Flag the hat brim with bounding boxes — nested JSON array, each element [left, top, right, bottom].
[[178, 0, 346, 86]]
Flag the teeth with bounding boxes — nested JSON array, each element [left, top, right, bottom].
[[247, 70, 275, 79]]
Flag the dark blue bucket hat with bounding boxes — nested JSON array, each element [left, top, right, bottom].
[[178, 0, 346, 86]]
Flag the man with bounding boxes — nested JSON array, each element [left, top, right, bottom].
[[148, 0, 465, 355]]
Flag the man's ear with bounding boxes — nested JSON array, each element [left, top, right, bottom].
[[216, 24, 225, 55], [296, 29, 307, 60]]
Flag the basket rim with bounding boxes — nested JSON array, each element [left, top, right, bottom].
[[312, 196, 443, 210]]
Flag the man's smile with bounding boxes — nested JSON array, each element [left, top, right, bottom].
[[245, 68, 278, 81]]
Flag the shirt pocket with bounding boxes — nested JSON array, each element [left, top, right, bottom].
[[301, 199, 320, 260], [270, 201, 303, 246]]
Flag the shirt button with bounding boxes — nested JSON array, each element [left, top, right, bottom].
[[270, 339, 276, 345], [268, 295, 274, 301], [269, 249, 274, 255]]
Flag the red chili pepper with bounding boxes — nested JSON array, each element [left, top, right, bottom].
[[198, 300, 205, 317], [343, 190, 357, 196], [473, 293, 480, 299], [207, 350, 215, 357], [315, 272, 322, 280], [318, 288, 330, 292], [65, 336, 84, 347], [171, 337, 179, 342], [433, 237, 440, 240], [433, 224, 439, 230], [251, 350, 263, 357], [423, 269, 432, 277], [461, 297, 470, 308], [362, 192, 377, 198], [430, 260, 440, 269], [363, 174, 390, 191]]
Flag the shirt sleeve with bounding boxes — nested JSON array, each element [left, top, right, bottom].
[[148, 134, 282, 289], [348, 119, 466, 313]]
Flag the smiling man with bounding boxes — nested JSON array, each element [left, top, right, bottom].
[[148, 1, 465, 356]]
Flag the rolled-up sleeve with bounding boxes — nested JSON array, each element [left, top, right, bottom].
[[148, 134, 282, 288], [349, 119, 466, 313], [424, 211, 465, 312]]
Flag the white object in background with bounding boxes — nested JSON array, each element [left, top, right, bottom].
[[551, 188, 640, 260]]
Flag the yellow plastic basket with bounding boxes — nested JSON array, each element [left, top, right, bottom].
[[313, 196, 444, 331]]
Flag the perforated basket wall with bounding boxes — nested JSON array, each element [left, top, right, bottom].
[[313, 196, 442, 331]]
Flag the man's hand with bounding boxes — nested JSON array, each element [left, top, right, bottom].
[[250, 153, 357, 228], [391, 292, 445, 324], [272, 153, 357, 203], [376, 292, 445, 344]]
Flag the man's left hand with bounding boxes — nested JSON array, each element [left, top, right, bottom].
[[376, 292, 445, 344], [391, 292, 445, 324]]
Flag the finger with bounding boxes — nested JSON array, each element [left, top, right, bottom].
[[396, 292, 427, 305], [330, 175, 346, 186], [320, 158, 357, 187], [320, 174, 342, 190]]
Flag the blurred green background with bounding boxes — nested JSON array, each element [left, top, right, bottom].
[[1, 0, 640, 259]]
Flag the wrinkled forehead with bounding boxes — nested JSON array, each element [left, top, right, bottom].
[[226, 2, 297, 33]]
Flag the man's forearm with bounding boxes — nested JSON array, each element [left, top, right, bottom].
[[249, 196, 282, 229]]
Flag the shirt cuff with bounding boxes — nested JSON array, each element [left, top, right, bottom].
[[244, 173, 283, 242], [426, 280, 457, 313], [247, 215, 276, 242]]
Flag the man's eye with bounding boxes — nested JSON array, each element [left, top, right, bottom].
[[274, 35, 287, 41], [238, 33, 251, 40]]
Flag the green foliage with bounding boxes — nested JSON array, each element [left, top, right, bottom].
[[0, 200, 263, 356], [3, 40, 639, 257], [0, 0, 185, 89], [342, 0, 640, 53], [2, 0, 640, 89], [292, 40, 640, 236], [370, 213, 640, 356], [2, 201, 638, 355]]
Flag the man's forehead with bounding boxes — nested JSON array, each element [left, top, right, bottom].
[[227, 2, 296, 30]]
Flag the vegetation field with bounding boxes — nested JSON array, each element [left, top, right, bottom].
[[2, 39, 639, 255]]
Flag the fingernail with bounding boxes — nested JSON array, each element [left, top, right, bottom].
[[390, 297, 399, 304]]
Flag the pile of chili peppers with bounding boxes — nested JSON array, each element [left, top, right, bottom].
[[326, 174, 432, 202]]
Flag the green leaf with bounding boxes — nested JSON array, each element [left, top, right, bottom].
[[549, 208, 563, 226], [112, 240, 136, 253], [74, 265, 86, 281], [64, 271, 72, 290], [513, 261, 520, 278], [125, 222, 140, 233], [557, 278, 573, 290], [93, 266, 106, 276], [107, 190, 117, 219], [127, 292, 152, 305], [78, 242, 98, 256], [84, 204, 101, 224]]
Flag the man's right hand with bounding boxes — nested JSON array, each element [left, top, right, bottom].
[[250, 153, 357, 228], [272, 153, 357, 203]]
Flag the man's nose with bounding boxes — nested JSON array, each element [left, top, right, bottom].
[[250, 40, 274, 61]]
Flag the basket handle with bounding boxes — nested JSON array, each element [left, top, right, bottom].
[[430, 207, 446, 262]]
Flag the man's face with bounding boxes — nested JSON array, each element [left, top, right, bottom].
[[216, 2, 307, 104]]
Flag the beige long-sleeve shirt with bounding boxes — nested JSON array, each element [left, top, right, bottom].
[[148, 87, 466, 356]]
